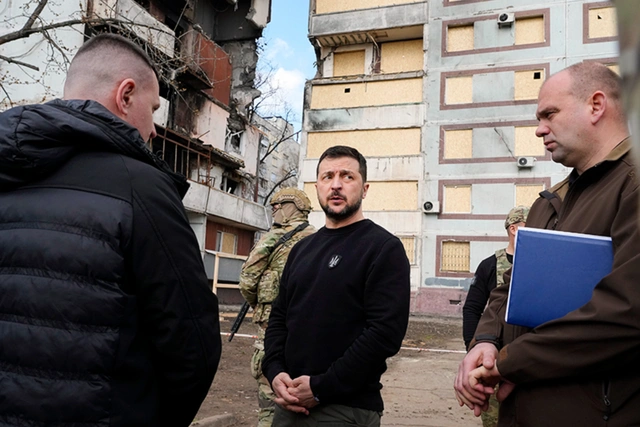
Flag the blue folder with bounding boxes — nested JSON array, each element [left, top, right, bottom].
[[505, 228, 613, 328]]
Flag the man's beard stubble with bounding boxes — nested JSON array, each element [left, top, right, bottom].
[[320, 191, 363, 221]]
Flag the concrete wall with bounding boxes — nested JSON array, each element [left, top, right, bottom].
[[195, 100, 230, 150], [310, 2, 428, 37]]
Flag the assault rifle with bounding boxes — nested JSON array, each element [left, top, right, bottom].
[[228, 222, 310, 342], [228, 301, 250, 342]]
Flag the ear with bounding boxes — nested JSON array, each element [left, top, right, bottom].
[[115, 78, 136, 117], [589, 90, 606, 124], [362, 183, 370, 199]]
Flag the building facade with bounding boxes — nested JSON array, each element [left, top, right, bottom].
[[302, 0, 619, 315]]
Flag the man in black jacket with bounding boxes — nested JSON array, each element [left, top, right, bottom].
[[0, 34, 221, 426], [263, 146, 411, 426]]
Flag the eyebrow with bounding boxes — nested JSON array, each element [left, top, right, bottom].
[[536, 107, 557, 121], [322, 168, 355, 174]]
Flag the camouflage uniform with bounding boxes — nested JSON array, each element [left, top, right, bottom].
[[239, 189, 316, 427], [482, 206, 529, 427]]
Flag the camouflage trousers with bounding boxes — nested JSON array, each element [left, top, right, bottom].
[[480, 394, 499, 427], [251, 327, 276, 427]]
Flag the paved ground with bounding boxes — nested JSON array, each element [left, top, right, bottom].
[[194, 314, 482, 427]]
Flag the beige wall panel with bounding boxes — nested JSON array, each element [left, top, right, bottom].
[[514, 70, 544, 101], [444, 185, 471, 213], [447, 25, 474, 52], [445, 76, 473, 105], [303, 182, 321, 211], [589, 7, 618, 39], [333, 50, 366, 77], [316, 0, 422, 14], [307, 128, 421, 158], [303, 181, 418, 211], [441, 241, 470, 272], [399, 236, 416, 264], [380, 40, 423, 73], [514, 126, 544, 156], [311, 79, 423, 109], [444, 129, 473, 159], [608, 64, 620, 75], [515, 16, 545, 45], [364, 181, 418, 211], [515, 184, 544, 208]]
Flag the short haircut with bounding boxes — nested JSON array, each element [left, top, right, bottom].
[[565, 62, 622, 108], [64, 33, 158, 95], [316, 145, 367, 183]]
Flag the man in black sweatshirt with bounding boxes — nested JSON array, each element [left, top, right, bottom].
[[262, 145, 411, 426]]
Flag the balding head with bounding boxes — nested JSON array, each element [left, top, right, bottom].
[[563, 62, 625, 121], [64, 33, 160, 141]]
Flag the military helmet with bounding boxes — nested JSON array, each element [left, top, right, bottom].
[[505, 205, 530, 228], [270, 188, 312, 212]]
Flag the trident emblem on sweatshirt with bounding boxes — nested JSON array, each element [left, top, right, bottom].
[[328, 255, 342, 269]]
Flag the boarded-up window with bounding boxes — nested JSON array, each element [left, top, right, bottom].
[[307, 128, 421, 158], [515, 184, 544, 208], [216, 231, 237, 254], [514, 126, 544, 156], [441, 241, 471, 272], [515, 16, 545, 45], [514, 69, 544, 101], [364, 181, 418, 211], [446, 76, 473, 104], [399, 236, 417, 265], [588, 7, 618, 39], [444, 185, 472, 213], [333, 50, 366, 77], [444, 129, 473, 159], [381, 39, 423, 73], [447, 24, 474, 52]]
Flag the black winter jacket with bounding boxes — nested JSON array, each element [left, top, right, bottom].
[[0, 100, 221, 426]]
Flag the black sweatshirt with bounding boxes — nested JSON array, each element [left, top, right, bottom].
[[262, 219, 410, 412], [462, 252, 512, 349]]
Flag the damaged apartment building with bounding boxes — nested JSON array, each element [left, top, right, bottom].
[[0, 0, 293, 302], [301, 0, 619, 315]]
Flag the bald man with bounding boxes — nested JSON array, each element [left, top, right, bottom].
[[0, 33, 221, 426], [454, 62, 640, 425]]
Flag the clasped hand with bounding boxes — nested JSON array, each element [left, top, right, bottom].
[[272, 373, 319, 415], [453, 343, 515, 417]]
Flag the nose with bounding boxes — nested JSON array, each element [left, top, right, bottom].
[[149, 126, 158, 140], [330, 175, 342, 189], [535, 122, 548, 138]]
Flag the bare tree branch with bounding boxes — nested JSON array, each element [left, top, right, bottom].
[[0, 82, 13, 108], [0, 17, 174, 46], [262, 168, 298, 205], [0, 54, 39, 71], [21, 0, 49, 32]]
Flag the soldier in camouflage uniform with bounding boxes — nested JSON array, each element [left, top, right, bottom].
[[461, 205, 529, 427], [239, 188, 316, 427]]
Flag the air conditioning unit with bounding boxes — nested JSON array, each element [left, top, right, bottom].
[[497, 12, 515, 28], [517, 156, 535, 168], [422, 201, 441, 214]]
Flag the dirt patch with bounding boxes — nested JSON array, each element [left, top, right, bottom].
[[195, 312, 478, 427]]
